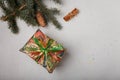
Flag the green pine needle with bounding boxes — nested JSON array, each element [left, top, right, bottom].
[[50, 8, 60, 15], [52, 0, 61, 4], [8, 17, 19, 33]]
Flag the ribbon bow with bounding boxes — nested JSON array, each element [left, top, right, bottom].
[[33, 37, 64, 67]]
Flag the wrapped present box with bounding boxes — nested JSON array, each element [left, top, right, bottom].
[[20, 29, 65, 73]]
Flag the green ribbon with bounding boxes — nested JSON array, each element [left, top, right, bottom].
[[33, 37, 63, 67]]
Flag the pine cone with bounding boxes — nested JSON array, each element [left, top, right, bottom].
[[36, 12, 46, 27]]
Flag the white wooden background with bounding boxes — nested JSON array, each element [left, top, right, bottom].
[[0, 0, 120, 80]]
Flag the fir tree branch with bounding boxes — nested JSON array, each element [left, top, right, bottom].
[[52, 0, 61, 4], [8, 16, 19, 33], [35, 0, 62, 29], [19, 9, 38, 26], [49, 15, 62, 29], [0, 0, 63, 33], [50, 8, 60, 15], [0, 0, 19, 33], [18, 0, 38, 26], [0, 1, 11, 14], [0, 4, 26, 21], [6, 0, 18, 11]]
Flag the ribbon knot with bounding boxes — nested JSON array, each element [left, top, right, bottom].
[[33, 37, 63, 67]]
